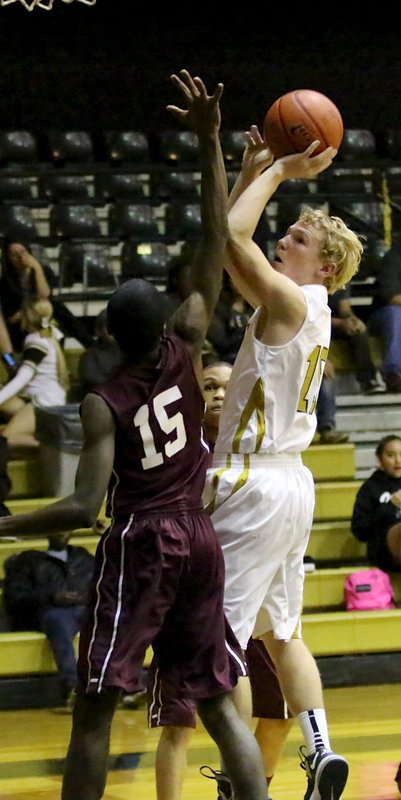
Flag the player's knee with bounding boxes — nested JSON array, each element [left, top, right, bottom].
[[159, 725, 193, 746], [197, 691, 237, 732], [72, 690, 120, 731]]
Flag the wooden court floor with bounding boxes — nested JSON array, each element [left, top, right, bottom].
[[0, 683, 400, 800]]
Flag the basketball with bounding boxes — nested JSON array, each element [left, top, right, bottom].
[[264, 89, 343, 158]]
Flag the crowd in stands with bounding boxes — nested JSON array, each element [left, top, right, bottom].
[[0, 219, 400, 707], [0, 236, 399, 452]]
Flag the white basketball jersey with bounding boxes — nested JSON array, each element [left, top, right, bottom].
[[214, 284, 331, 455]]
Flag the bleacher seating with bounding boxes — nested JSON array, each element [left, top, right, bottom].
[[0, 123, 393, 325], [0, 126, 400, 707]]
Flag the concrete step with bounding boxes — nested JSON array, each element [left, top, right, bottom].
[[307, 520, 365, 561], [314, 480, 361, 520], [303, 443, 355, 481], [303, 608, 401, 657]]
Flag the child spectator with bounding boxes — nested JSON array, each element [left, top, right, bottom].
[[351, 434, 401, 570]]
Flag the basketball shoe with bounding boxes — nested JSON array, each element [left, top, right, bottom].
[[200, 765, 273, 800], [299, 746, 349, 800], [200, 766, 233, 800]]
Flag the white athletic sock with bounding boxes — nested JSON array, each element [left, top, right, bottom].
[[298, 709, 331, 755]]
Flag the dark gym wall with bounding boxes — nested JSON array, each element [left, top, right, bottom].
[[0, 3, 399, 137]]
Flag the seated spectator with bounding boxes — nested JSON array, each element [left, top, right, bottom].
[[0, 298, 68, 449], [329, 286, 384, 394], [206, 273, 253, 363], [78, 309, 122, 398], [3, 532, 95, 705], [351, 434, 401, 571], [315, 359, 349, 444], [0, 239, 92, 352], [368, 243, 401, 392]]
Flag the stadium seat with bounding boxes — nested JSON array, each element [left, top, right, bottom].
[[38, 174, 90, 201], [318, 172, 370, 195], [165, 202, 202, 239], [329, 200, 383, 236], [59, 241, 116, 288], [121, 241, 172, 283], [95, 172, 145, 201], [49, 204, 102, 238], [339, 129, 376, 161], [275, 199, 324, 235], [0, 176, 33, 200], [102, 131, 150, 163], [0, 131, 38, 164], [0, 205, 39, 239], [159, 130, 198, 163], [47, 131, 94, 163], [108, 203, 159, 238], [150, 170, 199, 201], [220, 130, 246, 163], [275, 178, 312, 196], [377, 128, 401, 160], [385, 170, 401, 198]]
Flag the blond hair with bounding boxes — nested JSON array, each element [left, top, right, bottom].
[[298, 208, 363, 294], [21, 298, 70, 392]]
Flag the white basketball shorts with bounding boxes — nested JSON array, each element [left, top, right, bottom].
[[204, 453, 315, 648]]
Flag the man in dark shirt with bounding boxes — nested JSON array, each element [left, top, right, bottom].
[[3, 532, 94, 704], [368, 243, 401, 391], [329, 286, 384, 394], [0, 71, 267, 800]]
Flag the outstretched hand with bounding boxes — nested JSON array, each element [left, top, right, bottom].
[[278, 141, 337, 181], [167, 69, 223, 136], [242, 125, 274, 176]]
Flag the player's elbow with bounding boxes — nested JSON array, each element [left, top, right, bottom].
[[71, 494, 103, 529]]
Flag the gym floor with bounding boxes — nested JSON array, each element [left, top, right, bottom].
[[0, 683, 400, 799]]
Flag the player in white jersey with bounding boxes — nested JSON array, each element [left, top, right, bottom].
[[205, 127, 363, 800]]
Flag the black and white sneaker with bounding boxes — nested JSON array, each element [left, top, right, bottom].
[[200, 765, 233, 800], [299, 746, 349, 800]]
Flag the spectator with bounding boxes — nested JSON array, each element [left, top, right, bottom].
[[3, 532, 95, 705], [0, 239, 92, 351], [78, 309, 122, 398], [351, 434, 401, 571], [206, 273, 253, 363], [0, 240, 51, 353], [316, 360, 349, 444], [368, 242, 401, 392], [329, 286, 384, 394], [0, 298, 68, 449]]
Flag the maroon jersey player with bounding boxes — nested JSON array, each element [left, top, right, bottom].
[[0, 72, 267, 800]]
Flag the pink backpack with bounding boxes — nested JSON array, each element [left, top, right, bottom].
[[344, 568, 395, 611]]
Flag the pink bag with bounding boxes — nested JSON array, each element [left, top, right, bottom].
[[344, 568, 395, 611]]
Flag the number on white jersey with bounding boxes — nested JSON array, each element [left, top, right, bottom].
[[297, 345, 329, 414]]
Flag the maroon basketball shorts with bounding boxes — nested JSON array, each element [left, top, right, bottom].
[[148, 636, 291, 728], [77, 509, 246, 699]]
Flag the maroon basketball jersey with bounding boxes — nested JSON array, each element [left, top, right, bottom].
[[93, 334, 209, 516]]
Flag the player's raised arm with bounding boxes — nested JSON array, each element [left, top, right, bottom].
[[167, 70, 228, 366], [226, 141, 336, 313]]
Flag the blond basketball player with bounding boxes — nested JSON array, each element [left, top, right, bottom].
[[204, 127, 363, 800]]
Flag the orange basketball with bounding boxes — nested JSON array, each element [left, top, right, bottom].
[[264, 89, 343, 158]]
